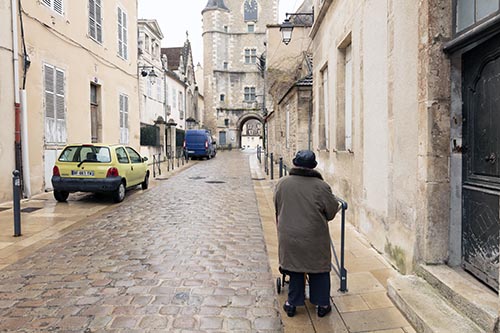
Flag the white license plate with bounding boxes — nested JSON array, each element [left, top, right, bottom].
[[188, 150, 195, 154], [71, 170, 94, 176]]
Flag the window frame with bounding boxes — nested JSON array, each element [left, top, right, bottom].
[[454, 0, 500, 35], [119, 93, 129, 144], [89, 0, 103, 43], [244, 86, 256, 102], [318, 65, 329, 151], [245, 48, 257, 64], [117, 6, 128, 60], [42, 0, 63, 15], [44, 63, 66, 145]]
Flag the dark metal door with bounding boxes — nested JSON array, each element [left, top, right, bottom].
[[462, 34, 500, 291], [219, 131, 227, 146]]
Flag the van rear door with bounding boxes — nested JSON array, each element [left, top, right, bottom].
[[186, 132, 208, 156]]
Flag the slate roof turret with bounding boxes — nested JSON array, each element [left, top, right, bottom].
[[202, 0, 229, 13]]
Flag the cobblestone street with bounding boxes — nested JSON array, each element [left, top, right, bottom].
[[0, 151, 282, 332]]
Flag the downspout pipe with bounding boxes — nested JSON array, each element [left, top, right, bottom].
[[11, 0, 22, 175]]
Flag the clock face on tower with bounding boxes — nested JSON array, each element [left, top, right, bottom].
[[244, 0, 258, 21]]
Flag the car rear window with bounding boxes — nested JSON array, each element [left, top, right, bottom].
[[58, 146, 111, 163]]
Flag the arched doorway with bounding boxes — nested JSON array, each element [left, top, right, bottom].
[[236, 114, 264, 149]]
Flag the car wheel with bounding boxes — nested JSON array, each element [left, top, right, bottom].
[[112, 182, 126, 203], [141, 174, 149, 190], [53, 190, 69, 202]]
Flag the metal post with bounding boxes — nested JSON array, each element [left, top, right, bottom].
[[279, 157, 283, 178], [158, 153, 161, 176], [270, 153, 274, 180], [339, 200, 348, 292], [265, 153, 268, 175], [153, 155, 156, 178], [13, 170, 21, 237]]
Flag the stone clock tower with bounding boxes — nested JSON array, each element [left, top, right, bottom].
[[202, 0, 278, 148]]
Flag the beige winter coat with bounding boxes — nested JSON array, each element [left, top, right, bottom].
[[274, 167, 340, 273]]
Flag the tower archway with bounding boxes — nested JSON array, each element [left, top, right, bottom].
[[236, 113, 264, 149]]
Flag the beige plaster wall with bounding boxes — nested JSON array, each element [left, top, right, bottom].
[[18, 0, 139, 195], [311, 0, 422, 273], [0, 2, 16, 202]]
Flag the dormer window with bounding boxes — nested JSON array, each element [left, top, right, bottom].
[[244, 0, 258, 22]]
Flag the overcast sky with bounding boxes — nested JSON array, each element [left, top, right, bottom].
[[138, 0, 301, 66]]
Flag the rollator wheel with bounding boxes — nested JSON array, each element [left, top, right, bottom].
[[276, 277, 282, 294]]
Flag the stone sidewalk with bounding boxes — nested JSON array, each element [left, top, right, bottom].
[[248, 151, 415, 333]]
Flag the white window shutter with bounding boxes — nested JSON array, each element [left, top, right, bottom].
[[54, 0, 63, 14]]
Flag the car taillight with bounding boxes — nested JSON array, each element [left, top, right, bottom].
[[183, 140, 186, 149], [205, 140, 208, 149], [52, 166, 60, 177], [106, 167, 119, 177]]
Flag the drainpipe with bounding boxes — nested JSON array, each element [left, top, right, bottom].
[[11, 0, 22, 176], [20, 90, 30, 197], [13, 0, 31, 197]]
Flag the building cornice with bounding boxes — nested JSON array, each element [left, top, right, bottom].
[[310, 0, 333, 39]]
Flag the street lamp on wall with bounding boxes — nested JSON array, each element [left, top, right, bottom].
[[280, 18, 294, 45], [280, 11, 314, 45], [139, 65, 158, 85]]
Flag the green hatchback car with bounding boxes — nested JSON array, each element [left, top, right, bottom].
[[51, 144, 149, 203]]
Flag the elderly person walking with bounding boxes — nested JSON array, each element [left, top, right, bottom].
[[274, 150, 340, 318]]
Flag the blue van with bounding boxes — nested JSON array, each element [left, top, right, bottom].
[[183, 129, 217, 160]]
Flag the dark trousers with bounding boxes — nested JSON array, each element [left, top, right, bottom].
[[287, 271, 330, 306]]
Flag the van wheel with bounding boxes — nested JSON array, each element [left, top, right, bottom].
[[54, 190, 69, 202], [112, 182, 126, 203]]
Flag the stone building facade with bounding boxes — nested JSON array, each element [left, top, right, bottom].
[[265, 3, 313, 167], [0, 0, 139, 201], [202, 0, 277, 148], [138, 19, 165, 160], [306, 0, 500, 330]]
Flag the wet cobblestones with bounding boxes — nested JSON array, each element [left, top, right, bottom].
[[0, 152, 282, 332]]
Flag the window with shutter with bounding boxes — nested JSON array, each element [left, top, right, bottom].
[[119, 94, 129, 144], [117, 7, 128, 59], [44, 64, 66, 144], [42, 0, 63, 15], [89, 0, 102, 43]]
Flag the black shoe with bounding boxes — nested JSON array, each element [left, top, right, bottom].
[[317, 305, 332, 317], [283, 302, 296, 317]]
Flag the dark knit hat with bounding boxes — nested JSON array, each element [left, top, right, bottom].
[[292, 150, 317, 169]]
